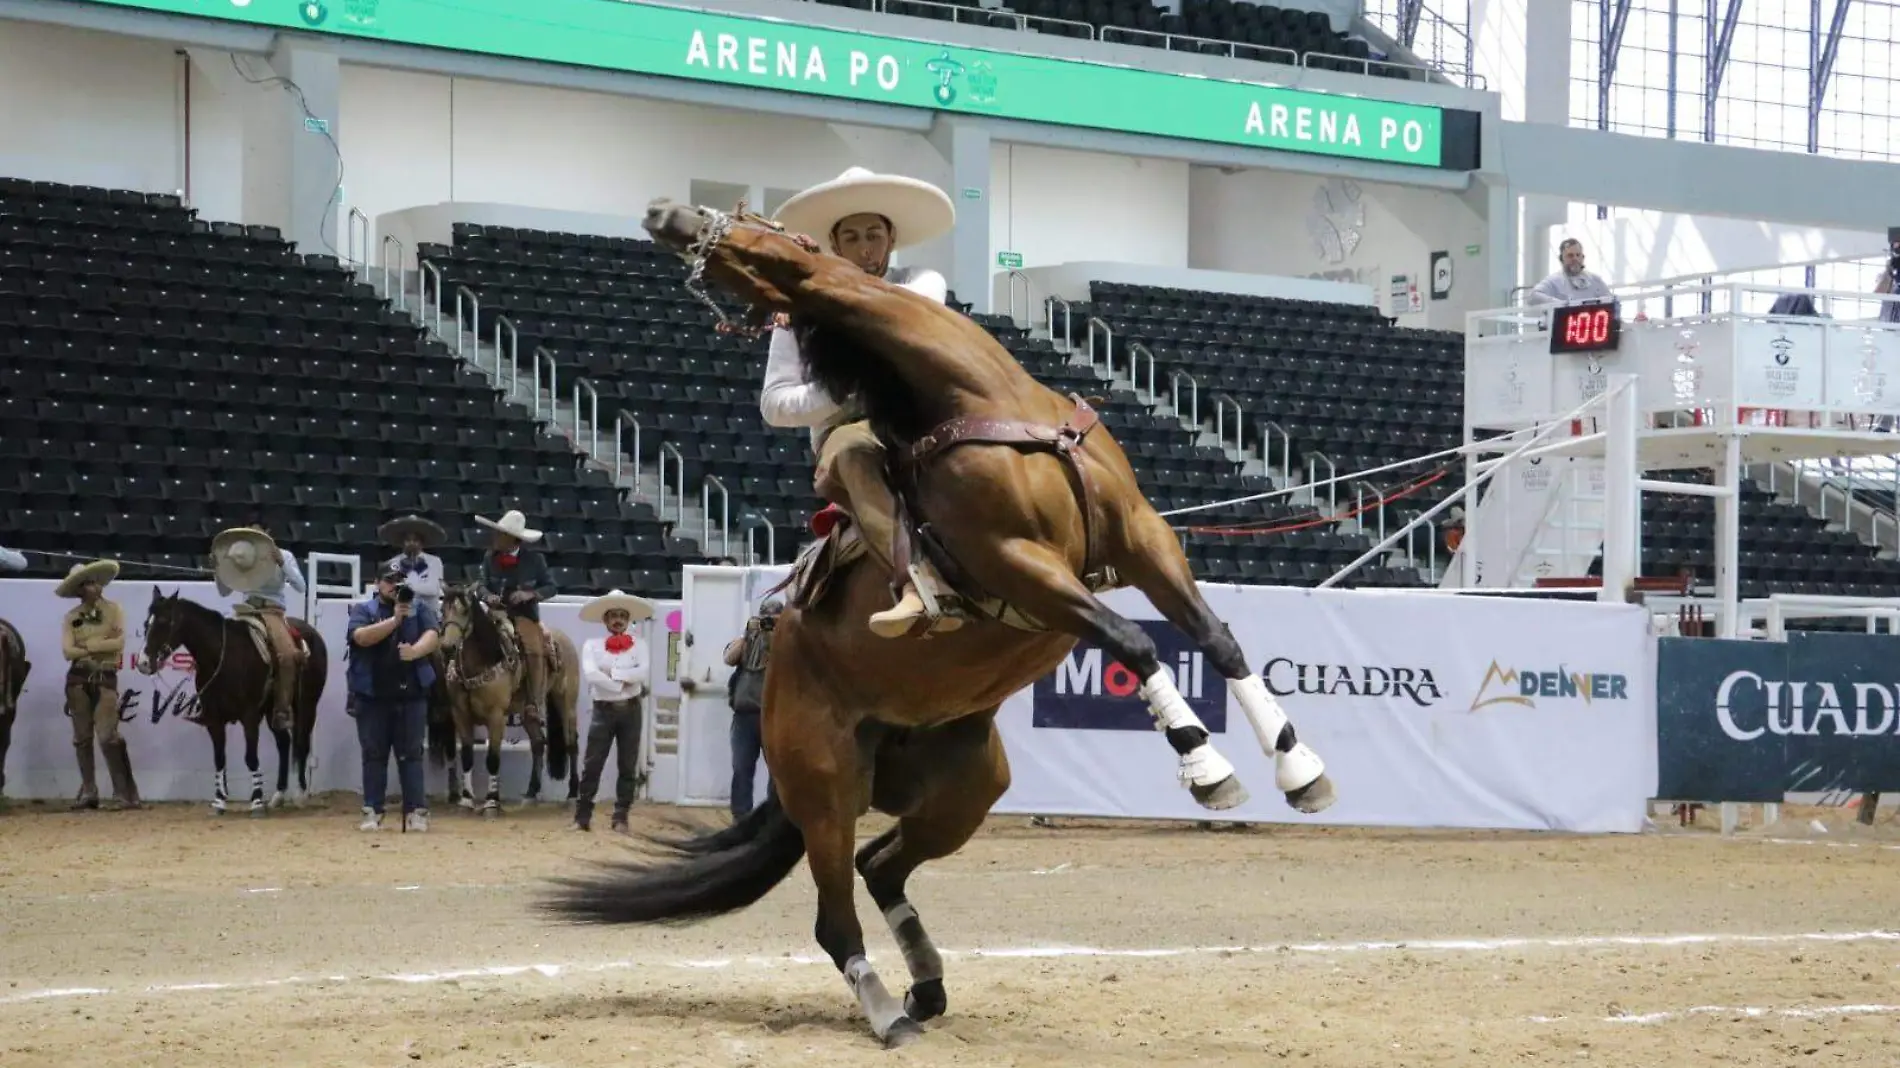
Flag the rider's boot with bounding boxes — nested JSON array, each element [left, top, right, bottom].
[[869, 562, 963, 639]]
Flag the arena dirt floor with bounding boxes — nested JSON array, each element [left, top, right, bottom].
[[2, 796, 1897, 1068]]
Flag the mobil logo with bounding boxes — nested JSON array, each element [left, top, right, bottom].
[[1031, 620, 1226, 732]]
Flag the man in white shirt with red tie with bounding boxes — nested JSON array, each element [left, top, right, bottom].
[[573, 589, 654, 834]]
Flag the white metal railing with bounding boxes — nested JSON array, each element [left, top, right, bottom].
[[1352, 479, 1387, 545], [858, 0, 1096, 37], [453, 285, 479, 359], [1168, 368, 1201, 427], [1305, 451, 1339, 513], [492, 314, 519, 394], [379, 234, 407, 310], [614, 410, 644, 497], [1404, 517, 1440, 580], [1005, 270, 1033, 329], [658, 442, 686, 525], [742, 514, 777, 566], [1046, 295, 1075, 354], [571, 376, 600, 457], [346, 206, 368, 267], [1299, 49, 1482, 88], [532, 346, 558, 425], [1257, 418, 1292, 485], [1085, 316, 1117, 378], [419, 260, 444, 334], [702, 476, 733, 560], [1103, 24, 1298, 65], [1126, 341, 1158, 404], [1211, 392, 1244, 456]]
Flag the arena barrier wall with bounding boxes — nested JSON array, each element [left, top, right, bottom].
[[0, 580, 677, 806], [671, 569, 1661, 833]]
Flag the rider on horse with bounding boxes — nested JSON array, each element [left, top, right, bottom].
[[764, 167, 963, 639], [472, 509, 557, 724], [210, 524, 305, 733]]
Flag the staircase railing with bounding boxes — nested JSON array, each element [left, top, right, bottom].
[[613, 410, 644, 497], [1046, 296, 1075, 354], [452, 285, 479, 359], [702, 475, 732, 560], [379, 234, 407, 310], [1211, 392, 1244, 456], [1405, 516, 1440, 580], [418, 260, 444, 333], [658, 442, 685, 525], [492, 314, 519, 394], [1257, 418, 1292, 486], [571, 375, 600, 456], [1352, 479, 1387, 544], [743, 514, 777, 566], [346, 207, 369, 267], [1167, 368, 1200, 427], [1005, 269, 1033, 329], [1086, 316, 1117, 378], [531, 346, 558, 425], [1306, 451, 1339, 513], [1126, 341, 1158, 404]]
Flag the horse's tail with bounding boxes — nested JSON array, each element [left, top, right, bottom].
[[544, 692, 571, 780], [538, 795, 804, 926]]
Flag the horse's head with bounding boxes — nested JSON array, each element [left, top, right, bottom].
[[438, 584, 476, 654], [139, 586, 187, 675], [643, 197, 814, 338]]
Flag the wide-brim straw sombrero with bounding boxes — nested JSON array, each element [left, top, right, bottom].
[[379, 514, 446, 548], [474, 510, 543, 543], [209, 527, 282, 593], [579, 589, 657, 625], [55, 559, 120, 598], [773, 167, 955, 252]]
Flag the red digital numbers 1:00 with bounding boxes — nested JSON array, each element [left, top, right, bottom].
[[1562, 307, 1614, 346]]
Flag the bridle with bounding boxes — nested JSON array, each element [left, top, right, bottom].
[[677, 200, 821, 341], [440, 587, 517, 691]]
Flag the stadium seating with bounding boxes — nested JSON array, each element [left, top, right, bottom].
[[807, 0, 1409, 78], [0, 178, 697, 598]]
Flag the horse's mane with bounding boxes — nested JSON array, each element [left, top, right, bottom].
[[795, 320, 926, 442], [446, 587, 506, 660], [163, 593, 230, 626]]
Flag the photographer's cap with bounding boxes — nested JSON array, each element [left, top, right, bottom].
[[377, 563, 407, 584]]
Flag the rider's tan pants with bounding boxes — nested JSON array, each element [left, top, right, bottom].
[[814, 421, 901, 577]]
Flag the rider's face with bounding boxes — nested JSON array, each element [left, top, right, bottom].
[[831, 213, 893, 276], [604, 610, 630, 634]]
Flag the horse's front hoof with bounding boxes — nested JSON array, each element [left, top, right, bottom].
[[904, 979, 946, 1023], [458, 797, 477, 811], [881, 1016, 925, 1050], [268, 792, 286, 809], [1191, 774, 1250, 811], [1285, 773, 1337, 814], [209, 803, 227, 816]]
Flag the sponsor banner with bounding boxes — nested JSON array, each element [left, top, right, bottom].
[[0, 580, 672, 804], [75, 0, 1471, 169], [1656, 632, 1900, 802], [673, 572, 1657, 832]]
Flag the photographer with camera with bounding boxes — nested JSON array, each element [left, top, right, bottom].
[[721, 599, 782, 820], [346, 565, 442, 832]]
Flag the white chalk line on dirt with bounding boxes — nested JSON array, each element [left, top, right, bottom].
[[3, 929, 1895, 1008], [1531, 1003, 1900, 1025]]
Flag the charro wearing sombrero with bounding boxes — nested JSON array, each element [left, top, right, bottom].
[[572, 589, 655, 834], [765, 166, 964, 639], [472, 509, 558, 725], [58, 559, 140, 811], [210, 524, 306, 734], [378, 514, 447, 618]]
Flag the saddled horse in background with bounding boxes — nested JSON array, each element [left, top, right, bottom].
[[138, 588, 325, 814], [437, 584, 579, 815], [0, 618, 29, 801], [541, 201, 1337, 1047]]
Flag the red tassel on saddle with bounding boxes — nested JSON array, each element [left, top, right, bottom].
[[811, 504, 849, 538]]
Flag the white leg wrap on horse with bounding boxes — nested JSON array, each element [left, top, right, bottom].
[[1139, 670, 1207, 733], [1275, 742, 1326, 793], [843, 954, 909, 1037], [883, 902, 944, 983], [1230, 675, 1288, 749]]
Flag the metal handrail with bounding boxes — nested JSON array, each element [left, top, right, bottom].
[[742, 514, 777, 566], [571, 376, 600, 457], [1257, 418, 1292, 486], [657, 442, 685, 525], [1212, 392, 1243, 456], [702, 475, 732, 560], [452, 285, 479, 358], [613, 410, 644, 498], [1101, 24, 1299, 65], [1352, 479, 1387, 545], [346, 206, 368, 267], [864, 0, 1095, 37], [1405, 517, 1440, 580], [1167, 368, 1200, 428], [1299, 49, 1486, 90], [1306, 451, 1338, 514], [1127, 341, 1158, 404], [1005, 270, 1033, 329], [531, 346, 558, 425], [379, 234, 406, 310], [1046, 295, 1075, 354], [1085, 316, 1116, 378], [492, 314, 518, 393], [419, 260, 444, 334]]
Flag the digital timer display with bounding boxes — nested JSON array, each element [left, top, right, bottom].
[[1548, 302, 1622, 354]]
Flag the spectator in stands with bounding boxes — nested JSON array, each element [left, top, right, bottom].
[[1527, 238, 1614, 306], [764, 167, 963, 638], [722, 599, 780, 820], [58, 559, 140, 811], [0, 545, 24, 571], [347, 564, 441, 832], [1873, 253, 1900, 324], [473, 510, 556, 725], [377, 515, 446, 618], [573, 589, 653, 835], [210, 524, 305, 733]]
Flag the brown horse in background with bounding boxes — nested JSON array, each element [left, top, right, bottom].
[[138, 589, 324, 814], [542, 202, 1337, 1047], [437, 585, 578, 814], [0, 619, 29, 801]]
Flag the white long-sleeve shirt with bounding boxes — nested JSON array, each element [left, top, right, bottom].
[[582, 634, 649, 703], [1527, 268, 1615, 306], [760, 265, 948, 446], [381, 551, 445, 615], [0, 545, 24, 572]]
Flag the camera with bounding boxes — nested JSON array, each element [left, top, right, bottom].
[[396, 585, 415, 605]]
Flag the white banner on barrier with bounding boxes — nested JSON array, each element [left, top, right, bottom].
[[673, 572, 1659, 833], [0, 581, 677, 806]]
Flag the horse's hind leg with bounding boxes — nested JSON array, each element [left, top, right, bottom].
[[856, 711, 1010, 1024], [242, 717, 267, 816], [207, 722, 230, 815], [967, 537, 1248, 811], [268, 722, 292, 808], [1118, 511, 1334, 813]]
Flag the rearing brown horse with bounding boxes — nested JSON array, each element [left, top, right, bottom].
[[542, 201, 1337, 1048]]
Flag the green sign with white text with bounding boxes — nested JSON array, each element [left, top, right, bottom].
[[997, 251, 1024, 268], [71, 0, 1474, 169]]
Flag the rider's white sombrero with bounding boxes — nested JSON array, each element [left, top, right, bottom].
[[209, 527, 282, 594], [774, 167, 955, 251], [55, 559, 119, 598], [474, 510, 544, 544], [579, 589, 657, 625]]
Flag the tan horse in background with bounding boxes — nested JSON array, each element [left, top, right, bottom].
[[438, 585, 579, 814]]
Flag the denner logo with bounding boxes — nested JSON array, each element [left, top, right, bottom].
[[1032, 620, 1225, 732]]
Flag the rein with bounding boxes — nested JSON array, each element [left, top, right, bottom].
[[142, 600, 231, 719], [441, 592, 518, 691], [677, 201, 821, 341]]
